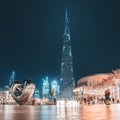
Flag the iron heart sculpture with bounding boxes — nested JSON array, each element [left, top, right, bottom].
[[10, 79, 35, 105]]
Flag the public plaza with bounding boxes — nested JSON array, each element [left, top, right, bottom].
[[0, 1, 120, 119], [0, 103, 120, 120]]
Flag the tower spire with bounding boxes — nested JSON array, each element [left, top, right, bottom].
[[65, 8, 68, 23], [9, 70, 15, 86], [64, 8, 70, 39], [60, 9, 75, 99]]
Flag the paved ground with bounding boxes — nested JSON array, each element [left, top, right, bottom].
[[0, 104, 120, 120]]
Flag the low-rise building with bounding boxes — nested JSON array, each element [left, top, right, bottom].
[[0, 91, 16, 104], [73, 69, 120, 102]]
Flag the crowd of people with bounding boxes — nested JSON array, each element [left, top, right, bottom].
[[77, 95, 119, 105]]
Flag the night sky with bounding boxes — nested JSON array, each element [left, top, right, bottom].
[[0, 0, 120, 87]]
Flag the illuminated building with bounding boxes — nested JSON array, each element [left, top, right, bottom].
[[42, 76, 60, 99], [42, 76, 50, 98], [51, 80, 60, 98], [9, 70, 15, 86], [34, 89, 40, 98], [0, 86, 16, 104], [60, 9, 75, 99], [73, 69, 120, 101]]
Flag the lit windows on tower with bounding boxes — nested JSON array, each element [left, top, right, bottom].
[[60, 9, 75, 99]]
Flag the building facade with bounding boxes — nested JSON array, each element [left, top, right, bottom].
[[9, 71, 15, 86], [60, 9, 75, 99], [0, 90, 16, 104], [73, 69, 120, 102], [42, 77, 60, 99]]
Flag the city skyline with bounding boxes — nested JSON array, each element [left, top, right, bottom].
[[0, 0, 120, 87]]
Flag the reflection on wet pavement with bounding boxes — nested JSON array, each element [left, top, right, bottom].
[[0, 104, 120, 120]]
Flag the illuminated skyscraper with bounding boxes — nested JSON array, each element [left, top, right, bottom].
[[42, 76, 50, 98], [9, 70, 15, 86], [60, 9, 75, 99], [51, 79, 60, 98]]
